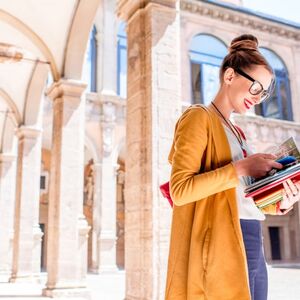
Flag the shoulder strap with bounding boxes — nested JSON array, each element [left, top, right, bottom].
[[235, 125, 247, 141]]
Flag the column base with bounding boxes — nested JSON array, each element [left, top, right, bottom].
[[0, 270, 11, 282], [88, 265, 120, 274], [9, 273, 41, 283], [98, 265, 119, 274], [42, 287, 91, 299], [97, 235, 118, 274]]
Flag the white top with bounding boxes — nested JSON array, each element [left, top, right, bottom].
[[222, 124, 265, 221]]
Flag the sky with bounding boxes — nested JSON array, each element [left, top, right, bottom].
[[242, 0, 300, 24]]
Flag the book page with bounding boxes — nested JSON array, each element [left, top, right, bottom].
[[266, 137, 300, 161]]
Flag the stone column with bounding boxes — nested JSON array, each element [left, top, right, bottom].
[[43, 80, 90, 298], [10, 127, 43, 282], [96, 0, 118, 95], [0, 154, 16, 281], [89, 98, 119, 273], [89, 162, 102, 273], [117, 1, 181, 299], [293, 206, 300, 259], [97, 162, 119, 273], [282, 226, 292, 261], [291, 45, 300, 123], [262, 225, 271, 261]]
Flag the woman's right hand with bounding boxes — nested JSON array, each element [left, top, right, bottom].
[[233, 153, 283, 178]]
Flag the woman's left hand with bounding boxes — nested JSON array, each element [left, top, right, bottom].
[[279, 179, 300, 213]]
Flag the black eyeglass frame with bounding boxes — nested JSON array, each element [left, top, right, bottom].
[[235, 68, 272, 101]]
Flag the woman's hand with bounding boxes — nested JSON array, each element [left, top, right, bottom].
[[233, 153, 283, 178], [279, 179, 300, 211]]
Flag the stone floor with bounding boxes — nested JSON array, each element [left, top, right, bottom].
[[268, 263, 300, 300], [0, 265, 300, 299], [0, 271, 125, 300]]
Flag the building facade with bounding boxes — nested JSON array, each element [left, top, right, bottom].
[[0, 0, 299, 299]]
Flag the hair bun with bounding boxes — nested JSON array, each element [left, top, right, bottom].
[[229, 34, 258, 53]]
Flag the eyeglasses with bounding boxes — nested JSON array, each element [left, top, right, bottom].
[[235, 68, 273, 102]]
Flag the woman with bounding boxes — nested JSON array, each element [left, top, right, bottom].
[[165, 34, 300, 300]]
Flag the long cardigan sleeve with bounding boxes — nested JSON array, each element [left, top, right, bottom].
[[169, 107, 239, 206]]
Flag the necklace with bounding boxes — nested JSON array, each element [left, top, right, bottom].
[[211, 102, 247, 158]]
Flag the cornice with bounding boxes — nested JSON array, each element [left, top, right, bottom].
[[46, 79, 87, 101], [181, 0, 300, 41], [117, 0, 176, 21], [15, 126, 42, 139]]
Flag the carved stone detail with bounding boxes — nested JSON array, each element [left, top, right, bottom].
[[85, 93, 126, 122], [233, 114, 300, 152], [181, 0, 300, 41]]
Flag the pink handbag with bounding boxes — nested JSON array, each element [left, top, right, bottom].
[[160, 105, 212, 209], [160, 181, 173, 208]]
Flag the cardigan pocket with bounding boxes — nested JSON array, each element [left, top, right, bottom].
[[202, 228, 211, 272]]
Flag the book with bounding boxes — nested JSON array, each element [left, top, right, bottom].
[[244, 137, 300, 211]]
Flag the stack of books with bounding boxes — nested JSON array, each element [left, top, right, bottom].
[[245, 137, 300, 211]]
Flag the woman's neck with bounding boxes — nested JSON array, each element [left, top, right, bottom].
[[209, 90, 233, 119]]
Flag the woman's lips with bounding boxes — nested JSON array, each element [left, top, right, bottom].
[[244, 98, 253, 109]]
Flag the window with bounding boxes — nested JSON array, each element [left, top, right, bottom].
[[40, 171, 49, 195], [269, 227, 281, 260], [117, 22, 127, 98], [255, 48, 292, 121], [189, 34, 227, 105], [83, 25, 97, 92]]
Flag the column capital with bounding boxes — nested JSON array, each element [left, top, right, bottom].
[[117, 0, 177, 21], [0, 153, 16, 162], [15, 126, 42, 139], [46, 79, 87, 101]]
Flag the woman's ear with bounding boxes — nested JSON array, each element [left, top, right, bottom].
[[223, 67, 235, 85]]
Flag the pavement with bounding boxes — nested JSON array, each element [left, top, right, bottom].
[[268, 263, 300, 300], [0, 265, 300, 300], [0, 271, 125, 300]]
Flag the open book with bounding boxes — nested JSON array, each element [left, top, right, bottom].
[[244, 137, 300, 210]]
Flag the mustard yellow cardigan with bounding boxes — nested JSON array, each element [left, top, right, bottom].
[[165, 105, 251, 300]]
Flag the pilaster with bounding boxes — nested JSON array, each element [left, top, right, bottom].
[[0, 154, 16, 281], [94, 163, 118, 273], [117, 1, 181, 298], [10, 127, 43, 282]]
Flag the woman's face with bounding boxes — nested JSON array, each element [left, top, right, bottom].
[[227, 65, 273, 114]]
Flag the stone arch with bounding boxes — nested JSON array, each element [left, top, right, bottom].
[[0, 89, 22, 126], [188, 33, 227, 104], [259, 47, 290, 75], [63, 0, 101, 79], [24, 62, 49, 126], [1, 115, 17, 154], [188, 32, 227, 51], [256, 47, 293, 121], [0, 9, 59, 80], [0, 89, 19, 155]]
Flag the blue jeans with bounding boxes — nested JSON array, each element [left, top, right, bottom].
[[240, 219, 268, 300]]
